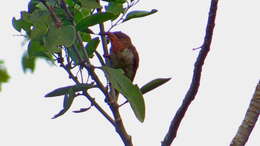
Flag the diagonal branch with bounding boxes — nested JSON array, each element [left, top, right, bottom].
[[161, 0, 219, 145], [230, 80, 260, 146]]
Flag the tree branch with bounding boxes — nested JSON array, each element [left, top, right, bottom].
[[161, 0, 219, 145], [230, 80, 260, 146], [56, 53, 115, 126], [95, 1, 133, 145]]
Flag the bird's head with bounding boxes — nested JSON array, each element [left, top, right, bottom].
[[105, 31, 132, 52]]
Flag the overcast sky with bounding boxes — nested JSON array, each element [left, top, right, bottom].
[[1, 0, 259, 146]]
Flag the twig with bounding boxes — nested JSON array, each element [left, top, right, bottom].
[[108, 0, 140, 32], [161, 0, 219, 145], [56, 53, 115, 126], [39, 0, 62, 28]]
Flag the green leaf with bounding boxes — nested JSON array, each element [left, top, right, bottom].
[[27, 40, 53, 60], [65, 0, 74, 7], [0, 61, 10, 91], [140, 78, 171, 94], [28, 0, 41, 13], [45, 25, 76, 51], [80, 32, 91, 42], [30, 23, 48, 39], [52, 88, 76, 119], [106, 2, 124, 16], [21, 52, 36, 73], [30, 9, 51, 25], [12, 17, 32, 33], [80, 0, 101, 9], [123, 9, 158, 22], [102, 66, 145, 122], [85, 37, 100, 58], [76, 12, 115, 31], [45, 84, 94, 97]]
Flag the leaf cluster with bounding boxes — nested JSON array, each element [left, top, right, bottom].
[[12, 0, 166, 122]]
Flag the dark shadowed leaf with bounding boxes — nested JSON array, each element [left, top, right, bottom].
[[52, 89, 76, 119], [101, 0, 126, 3], [140, 78, 171, 94], [73, 106, 91, 113], [123, 9, 158, 22], [45, 84, 94, 97], [102, 66, 145, 122]]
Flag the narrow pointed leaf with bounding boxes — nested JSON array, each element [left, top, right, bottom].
[[123, 9, 158, 22], [140, 78, 171, 94], [102, 66, 145, 122], [52, 89, 76, 119], [45, 84, 94, 97]]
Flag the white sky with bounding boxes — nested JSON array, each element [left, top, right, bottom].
[[1, 0, 260, 146]]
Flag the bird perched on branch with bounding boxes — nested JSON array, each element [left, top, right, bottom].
[[105, 31, 139, 81]]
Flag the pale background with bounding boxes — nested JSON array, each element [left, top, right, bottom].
[[1, 0, 260, 145]]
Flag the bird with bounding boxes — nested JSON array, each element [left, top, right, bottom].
[[105, 31, 139, 81]]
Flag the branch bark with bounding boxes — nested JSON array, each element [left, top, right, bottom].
[[230, 80, 260, 146], [161, 0, 219, 145]]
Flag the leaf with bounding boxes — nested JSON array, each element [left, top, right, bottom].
[[80, 32, 91, 42], [67, 47, 80, 64], [45, 25, 76, 51], [52, 89, 76, 119], [28, 40, 52, 60], [45, 84, 94, 97], [80, 0, 101, 9], [140, 78, 171, 94], [12, 17, 32, 33], [76, 12, 115, 31], [73, 107, 91, 113], [21, 52, 36, 73], [30, 9, 51, 25], [85, 37, 100, 58], [30, 23, 48, 39], [101, 0, 126, 3], [123, 9, 158, 22], [106, 2, 124, 16], [27, 0, 41, 13], [102, 66, 145, 122], [0, 61, 10, 91]]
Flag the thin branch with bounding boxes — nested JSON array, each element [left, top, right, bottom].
[[56, 53, 115, 126], [230, 80, 260, 146], [59, 0, 108, 98], [108, 0, 140, 32], [60, 0, 89, 60], [161, 0, 219, 145], [95, 1, 133, 146], [39, 0, 62, 28]]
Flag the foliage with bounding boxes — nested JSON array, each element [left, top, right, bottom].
[[12, 0, 164, 123], [0, 61, 10, 91]]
